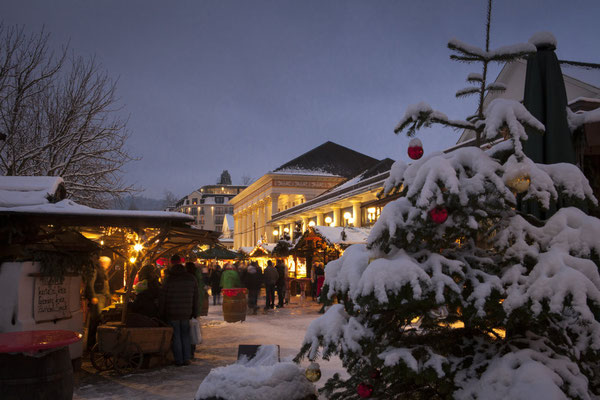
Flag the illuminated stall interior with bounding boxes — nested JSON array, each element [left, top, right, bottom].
[[293, 225, 370, 276]]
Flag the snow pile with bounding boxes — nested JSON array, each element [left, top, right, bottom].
[[195, 345, 317, 400], [0, 176, 64, 207]]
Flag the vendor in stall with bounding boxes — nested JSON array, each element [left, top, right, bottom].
[[84, 256, 112, 350]]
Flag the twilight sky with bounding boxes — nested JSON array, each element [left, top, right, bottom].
[[3, 0, 600, 199]]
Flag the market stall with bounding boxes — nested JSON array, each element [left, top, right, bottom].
[[291, 226, 370, 296], [0, 176, 219, 364]]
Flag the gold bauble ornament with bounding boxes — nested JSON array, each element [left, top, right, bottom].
[[305, 362, 321, 382], [507, 175, 531, 193]]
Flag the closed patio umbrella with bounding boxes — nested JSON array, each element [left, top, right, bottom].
[[522, 32, 576, 165]]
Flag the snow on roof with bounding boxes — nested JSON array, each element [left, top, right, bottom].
[[273, 141, 380, 179], [313, 226, 371, 246], [0, 198, 194, 221], [568, 96, 600, 106], [272, 168, 340, 177], [568, 107, 600, 131], [528, 31, 557, 50], [0, 176, 64, 208], [239, 246, 255, 254], [223, 214, 234, 231]]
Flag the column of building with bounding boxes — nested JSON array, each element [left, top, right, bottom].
[[352, 201, 362, 227]]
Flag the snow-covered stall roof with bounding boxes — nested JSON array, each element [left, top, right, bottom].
[[0, 176, 198, 230], [0, 198, 194, 223], [313, 226, 371, 246], [0, 176, 66, 208], [238, 246, 254, 255]]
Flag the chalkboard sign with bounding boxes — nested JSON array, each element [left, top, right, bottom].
[[33, 277, 71, 322]]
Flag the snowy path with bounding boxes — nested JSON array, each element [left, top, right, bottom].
[[74, 296, 344, 400]]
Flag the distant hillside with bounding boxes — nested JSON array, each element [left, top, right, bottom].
[[111, 195, 167, 210]]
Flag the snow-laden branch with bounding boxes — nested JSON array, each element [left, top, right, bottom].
[[394, 101, 475, 135], [448, 38, 536, 63]]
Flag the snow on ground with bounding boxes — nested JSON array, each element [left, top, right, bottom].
[[74, 294, 344, 400]]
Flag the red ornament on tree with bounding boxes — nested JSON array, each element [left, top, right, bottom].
[[407, 138, 424, 160], [429, 206, 448, 224], [357, 383, 374, 398]]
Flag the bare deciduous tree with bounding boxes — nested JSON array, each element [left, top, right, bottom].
[[0, 24, 136, 207], [240, 175, 253, 185]]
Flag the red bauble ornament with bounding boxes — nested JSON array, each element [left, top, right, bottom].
[[429, 206, 448, 224], [407, 138, 424, 160], [357, 383, 374, 398]]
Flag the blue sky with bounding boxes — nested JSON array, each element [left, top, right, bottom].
[[3, 0, 599, 198]]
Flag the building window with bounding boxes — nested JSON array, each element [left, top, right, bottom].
[[215, 215, 224, 225], [365, 207, 381, 225], [199, 207, 205, 215], [200, 198, 205, 204], [199, 215, 205, 224], [215, 225, 223, 232], [215, 207, 224, 215], [228, 206, 234, 214], [192, 198, 198, 205], [215, 197, 224, 204]]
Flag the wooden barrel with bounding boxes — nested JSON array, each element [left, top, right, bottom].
[[200, 291, 209, 316], [0, 346, 74, 400], [222, 288, 247, 323]]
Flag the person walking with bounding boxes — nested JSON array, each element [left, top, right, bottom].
[[244, 261, 262, 314], [185, 261, 205, 358], [275, 259, 287, 308], [220, 263, 242, 289], [263, 260, 279, 310], [209, 264, 222, 305], [159, 254, 199, 366], [84, 257, 112, 350]]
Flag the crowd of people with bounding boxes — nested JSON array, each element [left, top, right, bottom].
[[84, 254, 310, 367]]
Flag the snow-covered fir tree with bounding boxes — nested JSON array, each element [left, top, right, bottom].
[[296, 1, 600, 398]]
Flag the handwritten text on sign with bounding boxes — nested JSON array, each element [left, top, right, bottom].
[[34, 277, 71, 322]]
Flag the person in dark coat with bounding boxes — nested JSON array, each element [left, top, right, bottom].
[[244, 261, 262, 314], [263, 260, 279, 310], [185, 261, 205, 358], [209, 264, 222, 305], [275, 259, 287, 308], [159, 254, 199, 366], [84, 258, 112, 350], [130, 264, 160, 318]]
